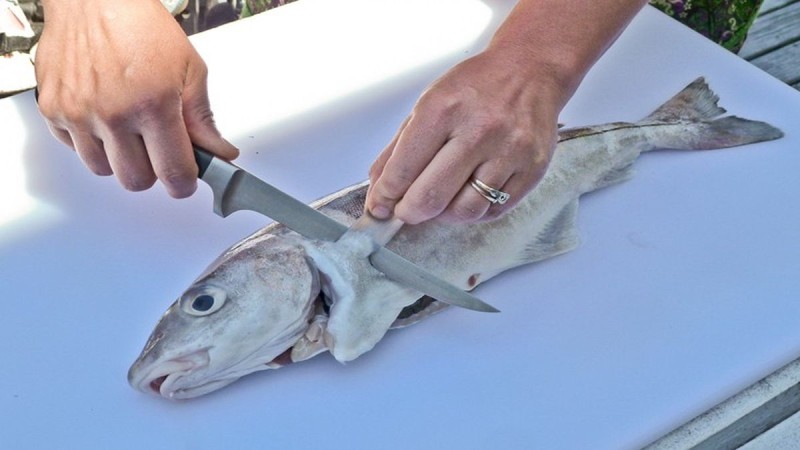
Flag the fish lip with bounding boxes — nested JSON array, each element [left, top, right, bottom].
[[130, 344, 296, 400], [159, 377, 239, 400], [129, 348, 212, 399]]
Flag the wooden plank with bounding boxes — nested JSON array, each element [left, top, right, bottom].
[[760, 0, 798, 14], [750, 39, 800, 85], [645, 358, 800, 449], [693, 381, 800, 449], [740, 1, 800, 59], [741, 410, 800, 449]]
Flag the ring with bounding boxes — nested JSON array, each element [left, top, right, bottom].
[[469, 177, 510, 205]]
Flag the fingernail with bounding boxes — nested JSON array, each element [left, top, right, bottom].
[[371, 205, 391, 219]]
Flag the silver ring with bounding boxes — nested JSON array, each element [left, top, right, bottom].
[[469, 177, 510, 205]]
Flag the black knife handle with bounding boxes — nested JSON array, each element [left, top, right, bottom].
[[194, 146, 214, 178]]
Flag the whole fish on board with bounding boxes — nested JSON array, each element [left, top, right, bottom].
[[128, 78, 783, 400]]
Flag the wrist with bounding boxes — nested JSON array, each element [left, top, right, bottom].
[[484, 40, 579, 112], [485, 0, 648, 110]]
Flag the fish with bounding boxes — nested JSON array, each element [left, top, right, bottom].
[[127, 78, 783, 399]]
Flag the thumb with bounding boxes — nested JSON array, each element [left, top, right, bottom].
[[182, 61, 239, 161]]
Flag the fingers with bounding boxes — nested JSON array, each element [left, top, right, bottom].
[[42, 102, 114, 177], [368, 112, 553, 225], [366, 113, 450, 220], [102, 132, 157, 191], [45, 122, 75, 149], [34, 1, 237, 199], [437, 166, 513, 224], [365, 49, 563, 225], [134, 58, 239, 198], [40, 94, 233, 198], [40, 90, 217, 197], [182, 58, 240, 162], [139, 117, 195, 197], [368, 121, 554, 225], [70, 130, 113, 176], [368, 116, 410, 185], [391, 136, 484, 224]]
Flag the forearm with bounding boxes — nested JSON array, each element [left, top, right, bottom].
[[488, 0, 648, 109], [41, 0, 164, 14]]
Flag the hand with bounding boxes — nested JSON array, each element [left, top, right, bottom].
[[366, 49, 561, 225], [35, 0, 238, 198], [365, 0, 647, 225]]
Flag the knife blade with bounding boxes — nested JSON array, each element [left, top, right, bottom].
[[194, 147, 499, 313]]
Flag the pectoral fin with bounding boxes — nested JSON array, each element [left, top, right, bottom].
[[302, 230, 422, 363]]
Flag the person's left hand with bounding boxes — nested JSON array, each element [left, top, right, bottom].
[[365, 49, 562, 225]]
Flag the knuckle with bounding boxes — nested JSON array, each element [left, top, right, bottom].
[[375, 171, 414, 201], [507, 128, 537, 152], [197, 60, 209, 76], [35, 92, 59, 120], [367, 162, 383, 181], [450, 203, 483, 223], [529, 150, 552, 175], [95, 100, 133, 128], [394, 207, 425, 225], [101, 91, 172, 128], [415, 91, 458, 124], [189, 58, 209, 79], [130, 93, 169, 118], [472, 115, 504, 137], [163, 168, 195, 185], [478, 123, 543, 166], [403, 189, 447, 221], [186, 105, 216, 130], [97, 109, 127, 129], [59, 99, 90, 126]]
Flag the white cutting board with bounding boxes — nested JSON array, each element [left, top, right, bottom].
[[1, 1, 798, 448]]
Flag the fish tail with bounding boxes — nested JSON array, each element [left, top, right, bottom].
[[639, 77, 783, 151]]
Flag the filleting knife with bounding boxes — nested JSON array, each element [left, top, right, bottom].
[[193, 146, 498, 313]]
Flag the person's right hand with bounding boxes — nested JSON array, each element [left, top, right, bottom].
[[35, 0, 238, 198]]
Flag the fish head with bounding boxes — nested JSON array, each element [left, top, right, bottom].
[[127, 235, 322, 400]]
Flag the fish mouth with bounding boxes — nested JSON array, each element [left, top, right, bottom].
[[129, 348, 215, 399], [129, 345, 298, 400], [152, 376, 238, 400]]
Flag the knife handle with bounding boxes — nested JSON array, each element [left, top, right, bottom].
[[193, 146, 214, 178]]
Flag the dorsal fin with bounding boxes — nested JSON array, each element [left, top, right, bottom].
[[643, 77, 726, 123]]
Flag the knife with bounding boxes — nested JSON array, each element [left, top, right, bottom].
[[194, 147, 499, 313]]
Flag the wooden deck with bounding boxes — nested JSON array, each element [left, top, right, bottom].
[[741, 0, 800, 91], [645, 4, 800, 447]]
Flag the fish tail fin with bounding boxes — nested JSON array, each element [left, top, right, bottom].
[[639, 77, 783, 151]]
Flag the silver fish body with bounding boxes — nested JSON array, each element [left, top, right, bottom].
[[128, 78, 783, 399]]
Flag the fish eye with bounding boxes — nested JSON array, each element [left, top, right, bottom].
[[192, 295, 215, 312], [180, 286, 227, 316]]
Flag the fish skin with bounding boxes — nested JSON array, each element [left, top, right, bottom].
[[128, 78, 783, 399]]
